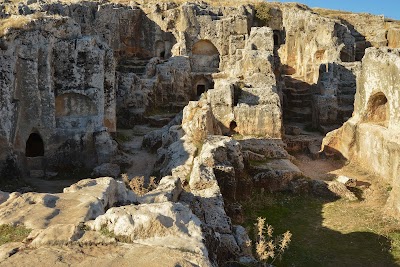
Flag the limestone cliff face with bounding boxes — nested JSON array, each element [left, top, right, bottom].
[[323, 47, 400, 215], [0, 16, 117, 173], [278, 5, 355, 84], [208, 27, 282, 138], [2, 1, 400, 264]]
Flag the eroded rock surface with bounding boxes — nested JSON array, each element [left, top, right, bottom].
[[323, 47, 400, 215], [1, 1, 400, 266]]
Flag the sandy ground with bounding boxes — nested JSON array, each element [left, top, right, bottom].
[[118, 126, 159, 181], [294, 154, 345, 181]]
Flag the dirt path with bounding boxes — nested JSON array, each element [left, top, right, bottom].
[[117, 126, 159, 181], [294, 154, 344, 180]]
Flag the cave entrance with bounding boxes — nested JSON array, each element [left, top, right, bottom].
[[229, 121, 238, 134], [160, 51, 165, 58], [26, 133, 44, 157], [197, 84, 206, 97], [273, 30, 281, 47], [364, 92, 389, 127]]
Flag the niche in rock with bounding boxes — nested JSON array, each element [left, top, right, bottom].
[[155, 40, 166, 59], [364, 92, 389, 127], [273, 30, 282, 47], [197, 84, 206, 97], [191, 40, 220, 72], [229, 121, 238, 134], [26, 133, 44, 157], [192, 76, 214, 100]]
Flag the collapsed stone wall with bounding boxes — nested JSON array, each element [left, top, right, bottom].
[[323, 47, 400, 215]]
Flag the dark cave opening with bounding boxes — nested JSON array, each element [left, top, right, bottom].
[[26, 133, 44, 157]]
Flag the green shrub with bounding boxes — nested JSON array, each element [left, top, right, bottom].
[[255, 2, 271, 25]]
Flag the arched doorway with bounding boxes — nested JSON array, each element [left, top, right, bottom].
[[26, 133, 44, 157], [197, 84, 206, 97], [273, 30, 281, 47], [191, 40, 220, 72], [364, 92, 389, 127]]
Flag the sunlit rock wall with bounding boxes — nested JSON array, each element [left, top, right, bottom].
[[323, 47, 400, 215], [0, 17, 116, 174]]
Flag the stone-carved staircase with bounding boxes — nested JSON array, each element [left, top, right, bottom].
[[282, 75, 313, 123], [117, 58, 150, 75]]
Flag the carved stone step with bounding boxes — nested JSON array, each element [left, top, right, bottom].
[[27, 156, 45, 170], [290, 99, 312, 108]]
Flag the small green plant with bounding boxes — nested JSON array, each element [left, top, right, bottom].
[[0, 224, 31, 245], [100, 225, 131, 243], [254, 217, 292, 265], [232, 133, 244, 140], [100, 225, 115, 238], [255, 2, 271, 25]]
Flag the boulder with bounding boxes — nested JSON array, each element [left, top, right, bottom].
[[92, 163, 121, 178], [139, 176, 182, 204], [0, 178, 137, 230], [87, 202, 208, 258]]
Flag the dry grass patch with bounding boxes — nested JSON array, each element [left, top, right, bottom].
[[0, 13, 50, 37], [0, 15, 33, 37], [6, 0, 265, 7], [0, 224, 31, 245], [106, 0, 264, 7], [253, 217, 292, 265], [122, 173, 157, 196]]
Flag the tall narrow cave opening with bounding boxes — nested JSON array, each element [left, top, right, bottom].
[[233, 84, 243, 106], [364, 92, 389, 127], [273, 30, 281, 47], [229, 121, 237, 134], [26, 133, 44, 157], [197, 84, 206, 97]]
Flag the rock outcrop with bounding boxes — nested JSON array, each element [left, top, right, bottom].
[[0, 177, 136, 229], [323, 47, 400, 215], [0, 15, 117, 178], [0, 177, 211, 266], [2, 0, 400, 265]]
